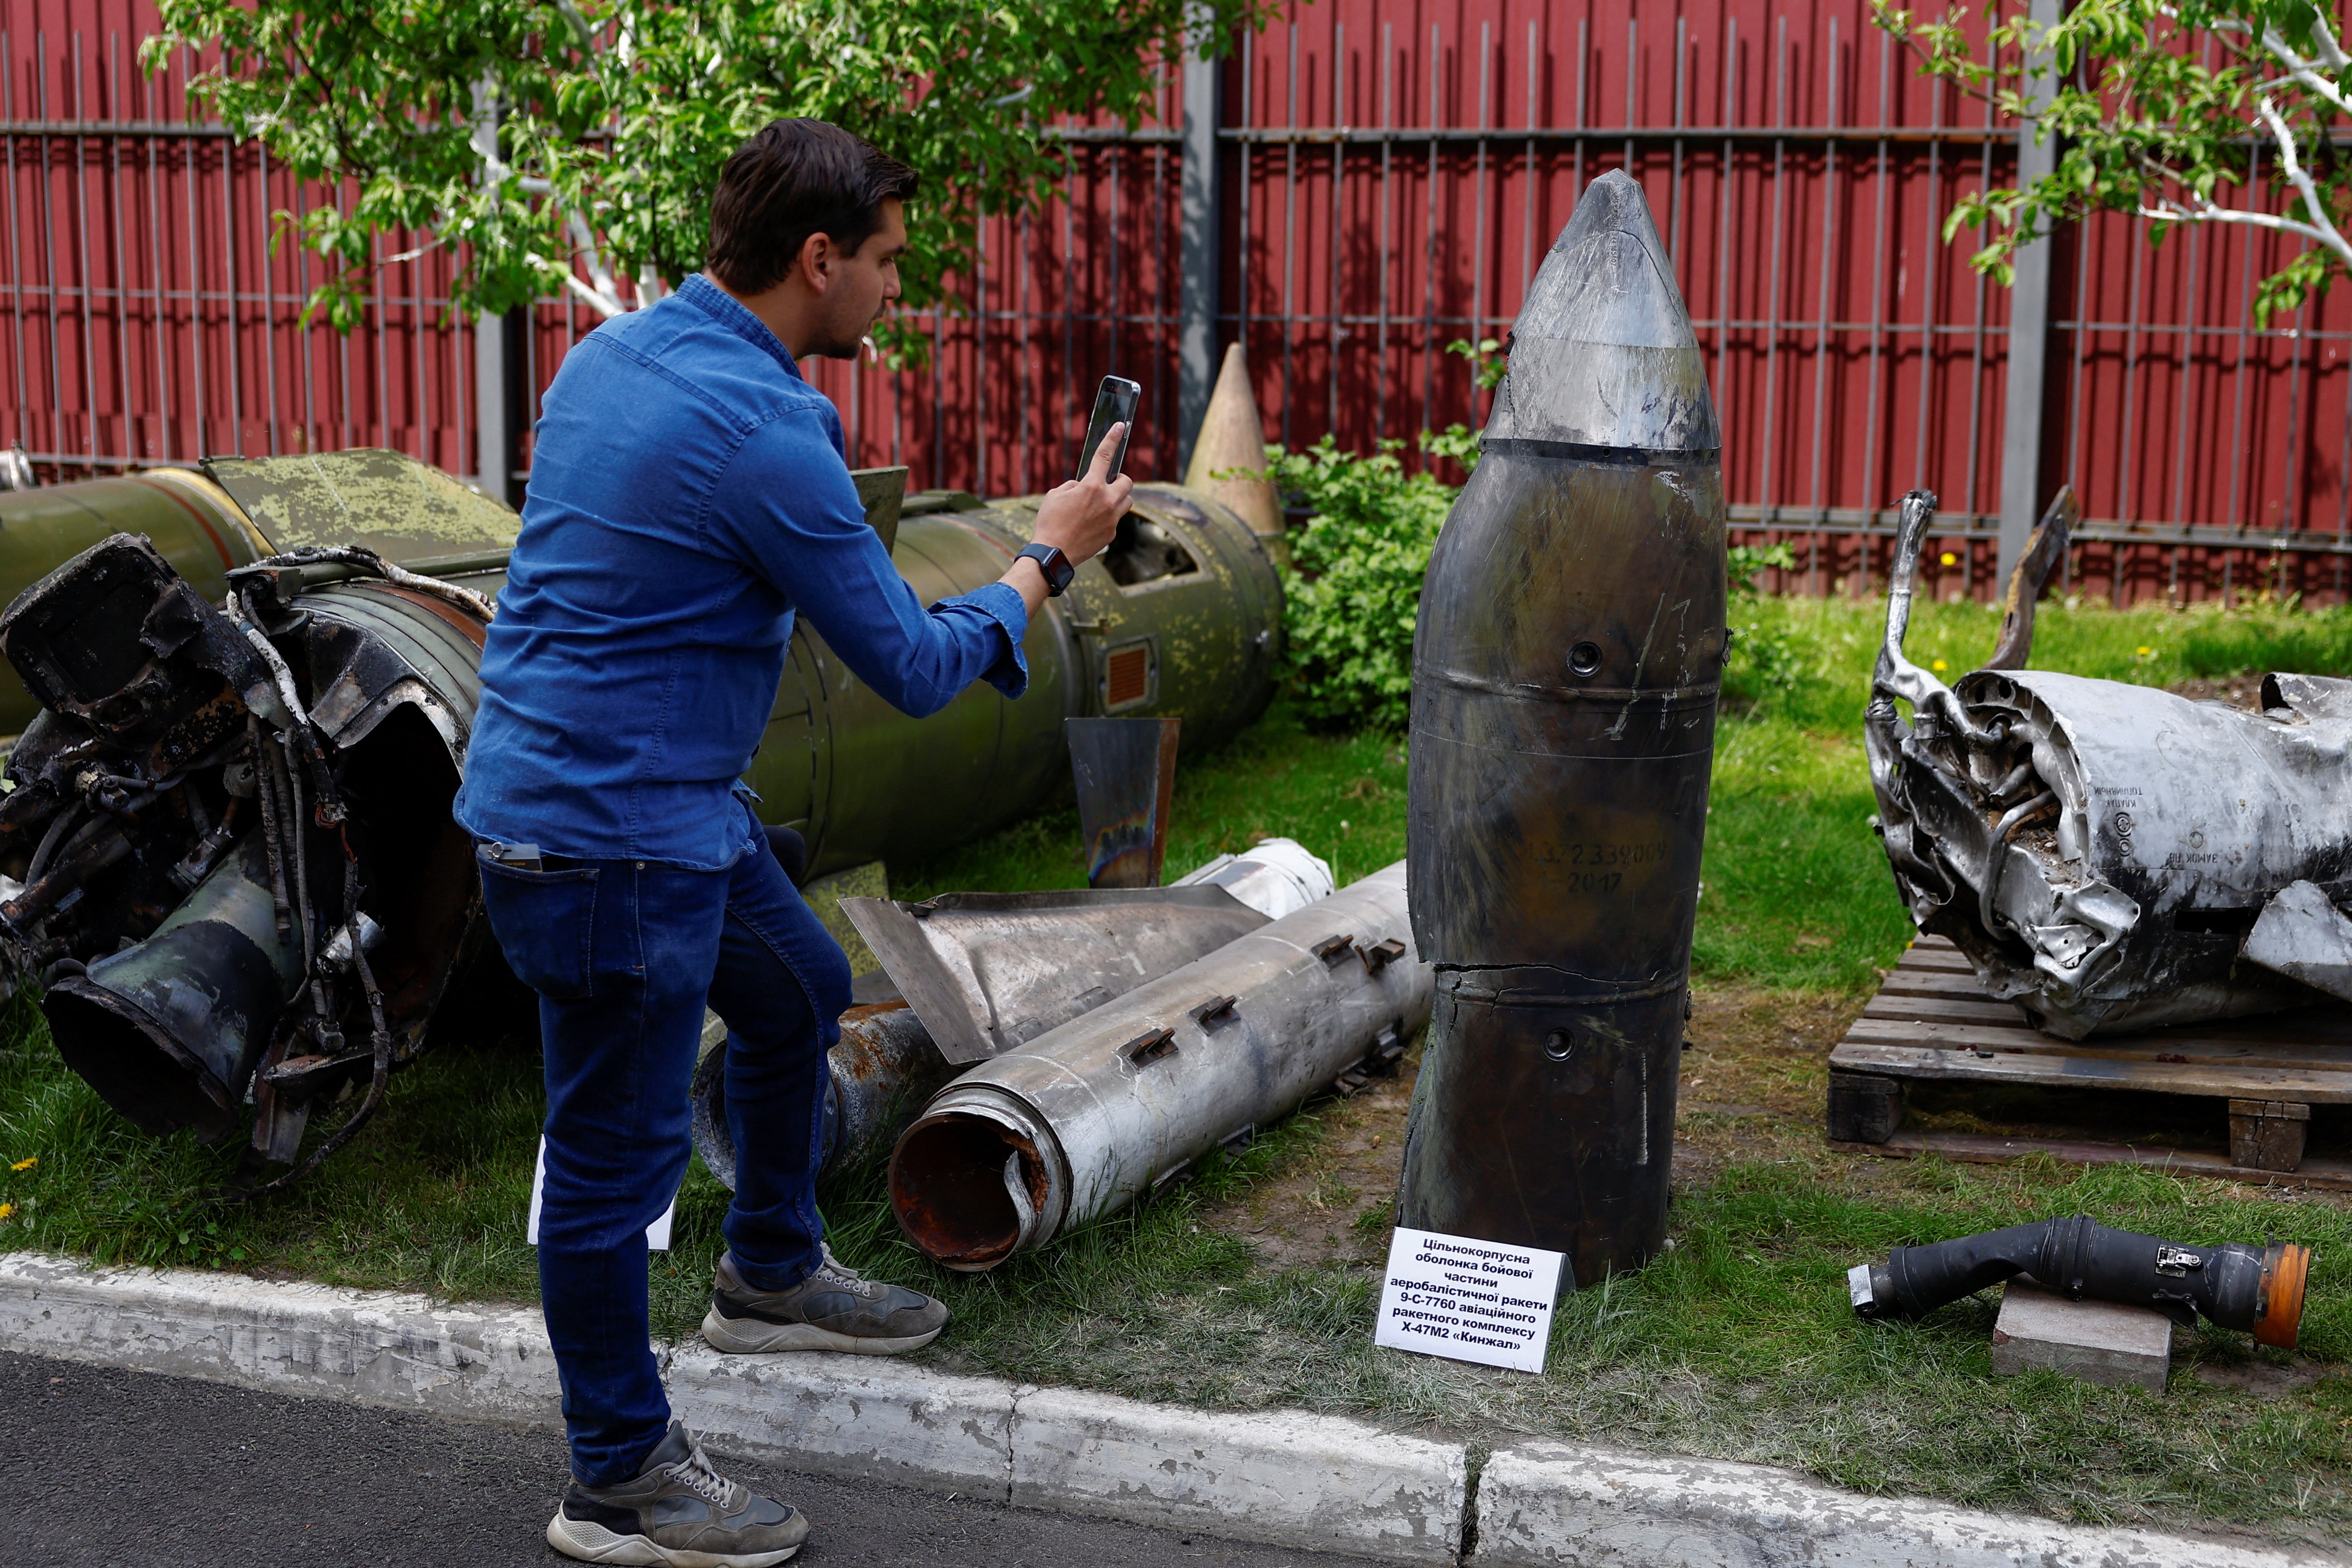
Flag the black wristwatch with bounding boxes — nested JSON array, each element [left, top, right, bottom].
[[1017, 542, 1075, 597]]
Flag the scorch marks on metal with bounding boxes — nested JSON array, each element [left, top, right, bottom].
[[1867, 488, 2352, 1038]]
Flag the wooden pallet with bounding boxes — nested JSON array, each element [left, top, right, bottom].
[[1827, 934, 2352, 1187]]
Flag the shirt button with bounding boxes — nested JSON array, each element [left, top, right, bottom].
[[635, 861, 645, 869]]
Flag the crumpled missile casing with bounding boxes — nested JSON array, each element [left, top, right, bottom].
[[1397, 171, 1728, 1286], [1866, 491, 2352, 1037]]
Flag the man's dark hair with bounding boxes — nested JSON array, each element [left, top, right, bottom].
[[705, 119, 917, 294]]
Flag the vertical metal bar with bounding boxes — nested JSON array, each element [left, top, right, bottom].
[[1374, 21, 1392, 444], [219, 70, 243, 457], [2057, 185, 2087, 595], [930, 257, 946, 488], [185, 45, 214, 455], [1758, 19, 1787, 523], [1808, 18, 1839, 591], [1573, 20, 1586, 236], [1279, 22, 1298, 449], [1912, 53, 1941, 493], [258, 142, 281, 454], [2114, 207, 2148, 527], [975, 170, 988, 495], [106, 33, 134, 464], [2337, 300, 2352, 603], [1521, 18, 1537, 308], [1668, 17, 1685, 266], [0, 33, 25, 452], [1468, 21, 1489, 426], [1062, 124, 1079, 477], [2225, 146, 2259, 538], [1177, 4, 1220, 472], [373, 233, 389, 449], [472, 80, 510, 493], [1624, 17, 1636, 173], [141, 55, 171, 461], [1714, 18, 1735, 497], [293, 165, 315, 454], [1327, 18, 1343, 446], [1015, 205, 1032, 489], [1960, 86, 1994, 597], [1856, 32, 1891, 592], [1421, 23, 1439, 439], [472, 301, 510, 496], [2282, 296, 2310, 549], [37, 33, 69, 461], [412, 231, 430, 463], [1236, 26, 1252, 406], [2170, 214, 2202, 529], [72, 33, 101, 463]]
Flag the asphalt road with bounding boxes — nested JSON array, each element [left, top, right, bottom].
[[0, 1351, 1391, 1568]]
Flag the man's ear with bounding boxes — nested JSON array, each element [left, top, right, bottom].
[[794, 229, 834, 294]]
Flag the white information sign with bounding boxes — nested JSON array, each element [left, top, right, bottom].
[[1374, 1226, 1566, 1374], [526, 1137, 679, 1251]]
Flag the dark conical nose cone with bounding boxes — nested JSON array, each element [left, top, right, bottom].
[[1486, 170, 1719, 453]]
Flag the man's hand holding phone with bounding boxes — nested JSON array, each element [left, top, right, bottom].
[[1003, 378, 1138, 613]]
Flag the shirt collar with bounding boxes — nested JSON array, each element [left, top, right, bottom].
[[677, 273, 803, 381]]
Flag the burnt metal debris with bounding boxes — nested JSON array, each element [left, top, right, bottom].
[[890, 860, 1428, 1271], [1067, 716, 1182, 888], [0, 424, 1291, 1183], [1395, 170, 1729, 1287], [1850, 1215, 2312, 1348], [1867, 488, 2352, 1037], [0, 521, 496, 1189], [689, 839, 1338, 1189]]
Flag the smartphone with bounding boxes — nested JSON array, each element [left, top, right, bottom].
[[1079, 376, 1142, 481]]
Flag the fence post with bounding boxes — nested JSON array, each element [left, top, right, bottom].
[[1177, 6, 1221, 474], [469, 78, 516, 505], [475, 316, 514, 505], [1995, 0, 2062, 590]]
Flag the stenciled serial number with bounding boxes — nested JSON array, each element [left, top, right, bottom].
[[1554, 840, 1674, 869]]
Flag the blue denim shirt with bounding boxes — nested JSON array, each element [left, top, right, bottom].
[[455, 275, 1029, 870]]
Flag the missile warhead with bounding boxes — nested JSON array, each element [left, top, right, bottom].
[[1396, 171, 1728, 1287]]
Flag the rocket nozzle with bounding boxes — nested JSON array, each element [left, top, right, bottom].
[[891, 1093, 1066, 1271]]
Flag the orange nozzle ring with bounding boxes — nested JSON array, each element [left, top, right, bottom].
[[2255, 1243, 2312, 1350]]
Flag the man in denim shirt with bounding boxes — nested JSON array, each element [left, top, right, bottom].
[[457, 120, 1130, 1567]]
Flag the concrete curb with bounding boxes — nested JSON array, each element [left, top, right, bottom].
[[0, 1253, 2332, 1566], [1472, 1441, 2344, 1568]]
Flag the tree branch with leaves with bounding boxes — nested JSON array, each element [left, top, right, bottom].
[[1871, 0, 2352, 323], [145, 0, 1266, 348]]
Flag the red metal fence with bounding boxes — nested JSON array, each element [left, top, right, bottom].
[[6, 0, 2350, 603]]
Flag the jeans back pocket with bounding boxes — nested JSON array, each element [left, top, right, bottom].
[[477, 851, 600, 1002]]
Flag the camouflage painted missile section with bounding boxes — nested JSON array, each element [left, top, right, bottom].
[[1396, 171, 1729, 1288], [0, 415, 1287, 1176]]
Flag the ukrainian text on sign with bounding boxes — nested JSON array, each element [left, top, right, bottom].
[[1374, 1226, 1566, 1374]]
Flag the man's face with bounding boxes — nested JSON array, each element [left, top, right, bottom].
[[812, 197, 906, 359]]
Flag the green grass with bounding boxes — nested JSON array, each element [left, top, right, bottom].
[[8, 597, 2352, 1540]]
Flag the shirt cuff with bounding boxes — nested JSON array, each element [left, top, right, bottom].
[[953, 581, 1031, 699]]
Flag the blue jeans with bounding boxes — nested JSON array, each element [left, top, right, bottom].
[[477, 840, 852, 1485]]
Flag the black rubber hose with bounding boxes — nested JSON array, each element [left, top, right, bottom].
[[1850, 1213, 2308, 1347]]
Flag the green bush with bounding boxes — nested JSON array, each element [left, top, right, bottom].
[[1268, 435, 1460, 731]]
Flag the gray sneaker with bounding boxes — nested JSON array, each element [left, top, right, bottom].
[[700, 1244, 950, 1355], [546, 1421, 807, 1566]]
